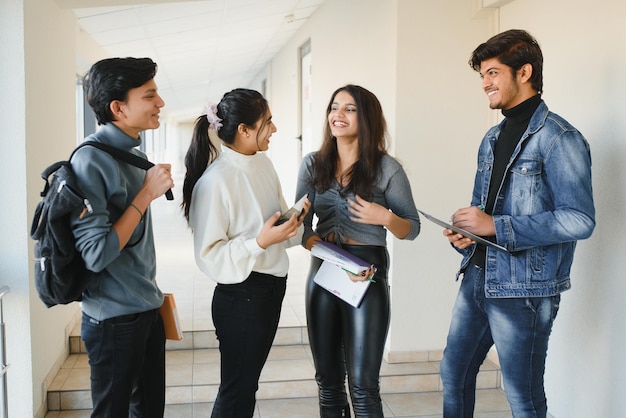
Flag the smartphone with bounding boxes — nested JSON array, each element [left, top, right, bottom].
[[275, 194, 308, 225]]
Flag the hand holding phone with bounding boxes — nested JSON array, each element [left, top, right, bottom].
[[275, 194, 308, 226]]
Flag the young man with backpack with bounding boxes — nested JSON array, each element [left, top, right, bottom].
[[72, 57, 174, 417]]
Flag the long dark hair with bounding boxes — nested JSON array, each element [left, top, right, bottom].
[[312, 84, 388, 198], [469, 29, 543, 94], [181, 88, 269, 222]]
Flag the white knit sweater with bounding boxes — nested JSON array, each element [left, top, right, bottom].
[[189, 146, 302, 284]]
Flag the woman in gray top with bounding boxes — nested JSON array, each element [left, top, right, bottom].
[[296, 84, 420, 417]]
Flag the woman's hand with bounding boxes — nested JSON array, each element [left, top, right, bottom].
[[297, 198, 311, 228], [347, 195, 390, 226], [304, 234, 322, 251], [256, 212, 299, 249], [346, 265, 377, 283], [348, 194, 412, 239], [256, 198, 311, 249]]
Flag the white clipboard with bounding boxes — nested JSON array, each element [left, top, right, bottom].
[[418, 209, 508, 252], [313, 260, 371, 308]]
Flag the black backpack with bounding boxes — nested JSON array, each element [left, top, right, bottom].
[[30, 141, 173, 308]]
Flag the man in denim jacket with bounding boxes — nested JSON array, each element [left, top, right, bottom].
[[440, 30, 595, 418]]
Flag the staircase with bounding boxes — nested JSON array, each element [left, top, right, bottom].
[[44, 324, 503, 417]]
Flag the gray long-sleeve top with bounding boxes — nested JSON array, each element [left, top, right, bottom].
[[296, 152, 420, 247], [70, 123, 163, 321]]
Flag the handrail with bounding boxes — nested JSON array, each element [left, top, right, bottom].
[[0, 286, 9, 418]]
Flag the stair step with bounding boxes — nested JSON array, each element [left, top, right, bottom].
[[49, 327, 501, 413], [69, 325, 309, 354]]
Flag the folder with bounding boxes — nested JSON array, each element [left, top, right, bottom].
[[158, 293, 183, 341], [313, 260, 371, 308], [311, 241, 371, 275], [311, 242, 373, 308], [417, 209, 508, 252]]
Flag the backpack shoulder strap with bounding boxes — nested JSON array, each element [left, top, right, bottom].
[[71, 141, 152, 169], [72, 141, 173, 200]]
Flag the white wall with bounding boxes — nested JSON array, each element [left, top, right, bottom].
[[391, 0, 499, 354], [0, 0, 108, 415], [23, 1, 90, 415], [0, 0, 34, 416], [498, 1, 626, 416]]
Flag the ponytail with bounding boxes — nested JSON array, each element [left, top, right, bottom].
[[181, 115, 219, 222], [182, 88, 267, 223]]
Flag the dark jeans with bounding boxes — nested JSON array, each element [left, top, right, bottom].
[[210, 272, 287, 418], [306, 245, 390, 418], [81, 309, 165, 418], [440, 264, 560, 418]]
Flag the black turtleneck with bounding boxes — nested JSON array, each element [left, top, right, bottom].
[[471, 94, 542, 268]]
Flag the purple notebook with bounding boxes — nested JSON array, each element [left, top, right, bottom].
[[311, 241, 370, 275]]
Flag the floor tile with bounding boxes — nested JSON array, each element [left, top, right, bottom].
[[166, 363, 193, 386], [256, 397, 320, 417], [192, 348, 220, 364], [474, 388, 511, 412], [260, 359, 315, 382], [61, 369, 90, 391], [265, 344, 311, 362], [383, 392, 443, 416], [166, 349, 194, 365], [474, 412, 513, 418]]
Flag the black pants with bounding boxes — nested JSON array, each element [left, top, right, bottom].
[[81, 309, 165, 418], [306, 245, 390, 418], [210, 272, 287, 418]]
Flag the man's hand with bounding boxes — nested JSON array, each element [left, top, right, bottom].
[[442, 205, 495, 249], [450, 206, 495, 236], [443, 228, 475, 249], [144, 163, 174, 201]]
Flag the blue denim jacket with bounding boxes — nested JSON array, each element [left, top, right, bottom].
[[458, 101, 595, 297]]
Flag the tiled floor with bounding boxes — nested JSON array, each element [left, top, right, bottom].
[[46, 345, 511, 418], [45, 390, 512, 418], [44, 173, 512, 417]]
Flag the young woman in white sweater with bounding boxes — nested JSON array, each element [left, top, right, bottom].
[[181, 88, 310, 418]]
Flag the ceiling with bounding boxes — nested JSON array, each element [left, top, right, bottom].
[[67, 0, 325, 122]]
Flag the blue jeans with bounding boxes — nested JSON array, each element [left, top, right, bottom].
[[210, 272, 286, 418], [440, 264, 560, 418], [81, 309, 165, 418]]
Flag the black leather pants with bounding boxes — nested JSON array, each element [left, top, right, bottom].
[[306, 244, 390, 418]]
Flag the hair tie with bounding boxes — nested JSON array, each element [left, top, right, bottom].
[[201, 101, 223, 132]]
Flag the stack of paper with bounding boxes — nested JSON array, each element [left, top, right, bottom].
[[311, 242, 372, 308]]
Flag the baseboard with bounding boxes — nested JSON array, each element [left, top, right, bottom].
[[384, 349, 444, 364], [384, 346, 499, 366]]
